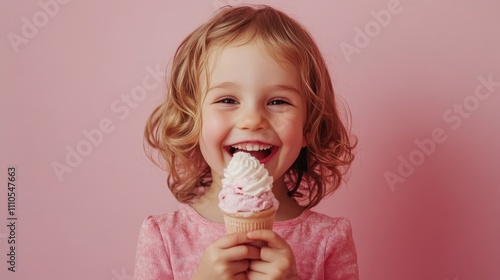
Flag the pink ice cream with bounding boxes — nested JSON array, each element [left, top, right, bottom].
[[218, 152, 279, 216]]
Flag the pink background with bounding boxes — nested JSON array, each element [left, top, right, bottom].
[[1, 0, 499, 279]]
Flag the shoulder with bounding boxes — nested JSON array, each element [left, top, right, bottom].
[[276, 209, 355, 245], [297, 210, 354, 236], [135, 211, 187, 277], [304, 211, 358, 260], [139, 207, 193, 234], [138, 206, 225, 243], [303, 211, 358, 263], [278, 210, 359, 279], [307, 212, 359, 278], [311, 211, 356, 252], [291, 210, 356, 250], [135, 208, 196, 258]]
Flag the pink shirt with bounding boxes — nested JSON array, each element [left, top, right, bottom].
[[134, 206, 359, 280]]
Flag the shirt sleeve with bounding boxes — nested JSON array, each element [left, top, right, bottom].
[[324, 218, 359, 280], [134, 216, 173, 280]]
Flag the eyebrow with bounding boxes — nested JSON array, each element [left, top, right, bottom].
[[208, 82, 239, 92], [208, 82, 300, 95]]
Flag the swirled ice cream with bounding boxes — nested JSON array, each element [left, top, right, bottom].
[[218, 152, 279, 217]]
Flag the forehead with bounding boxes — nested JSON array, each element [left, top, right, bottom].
[[202, 41, 300, 92]]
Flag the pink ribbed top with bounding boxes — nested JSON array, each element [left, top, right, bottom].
[[134, 206, 359, 279]]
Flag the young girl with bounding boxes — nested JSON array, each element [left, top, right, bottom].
[[135, 5, 359, 280]]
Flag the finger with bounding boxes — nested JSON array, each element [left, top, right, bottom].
[[224, 244, 261, 261], [234, 272, 249, 280], [246, 269, 265, 280], [249, 257, 292, 278], [259, 246, 294, 266], [247, 240, 267, 248], [229, 259, 250, 274], [248, 259, 267, 273], [215, 232, 254, 249], [246, 230, 288, 249]]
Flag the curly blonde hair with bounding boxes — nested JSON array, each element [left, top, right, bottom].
[[144, 5, 356, 208]]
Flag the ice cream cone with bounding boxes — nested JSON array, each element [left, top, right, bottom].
[[222, 207, 276, 234], [222, 207, 276, 247], [218, 152, 279, 247]]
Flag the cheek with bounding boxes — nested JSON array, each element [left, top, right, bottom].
[[199, 114, 219, 168], [274, 114, 305, 137], [282, 130, 305, 150], [200, 111, 227, 146], [199, 110, 230, 178]]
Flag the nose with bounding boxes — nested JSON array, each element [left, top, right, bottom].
[[236, 106, 268, 131]]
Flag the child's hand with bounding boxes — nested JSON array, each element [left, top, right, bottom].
[[246, 230, 300, 280], [192, 231, 261, 280]]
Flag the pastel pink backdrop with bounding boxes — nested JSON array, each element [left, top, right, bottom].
[[1, 0, 499, 279]]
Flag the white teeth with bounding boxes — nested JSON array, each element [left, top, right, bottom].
[[232, 144, 272, 151]]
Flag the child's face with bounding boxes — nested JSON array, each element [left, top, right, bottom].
[[199, 41, 307, 185]]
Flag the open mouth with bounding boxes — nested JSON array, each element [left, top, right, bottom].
[[227, 143, 275, 161]]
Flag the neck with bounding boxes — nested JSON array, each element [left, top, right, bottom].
[[271, 176, 305, 221], [190, 180, 224, 223]]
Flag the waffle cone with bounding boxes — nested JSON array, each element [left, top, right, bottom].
[[222, 207, 276, 234]]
